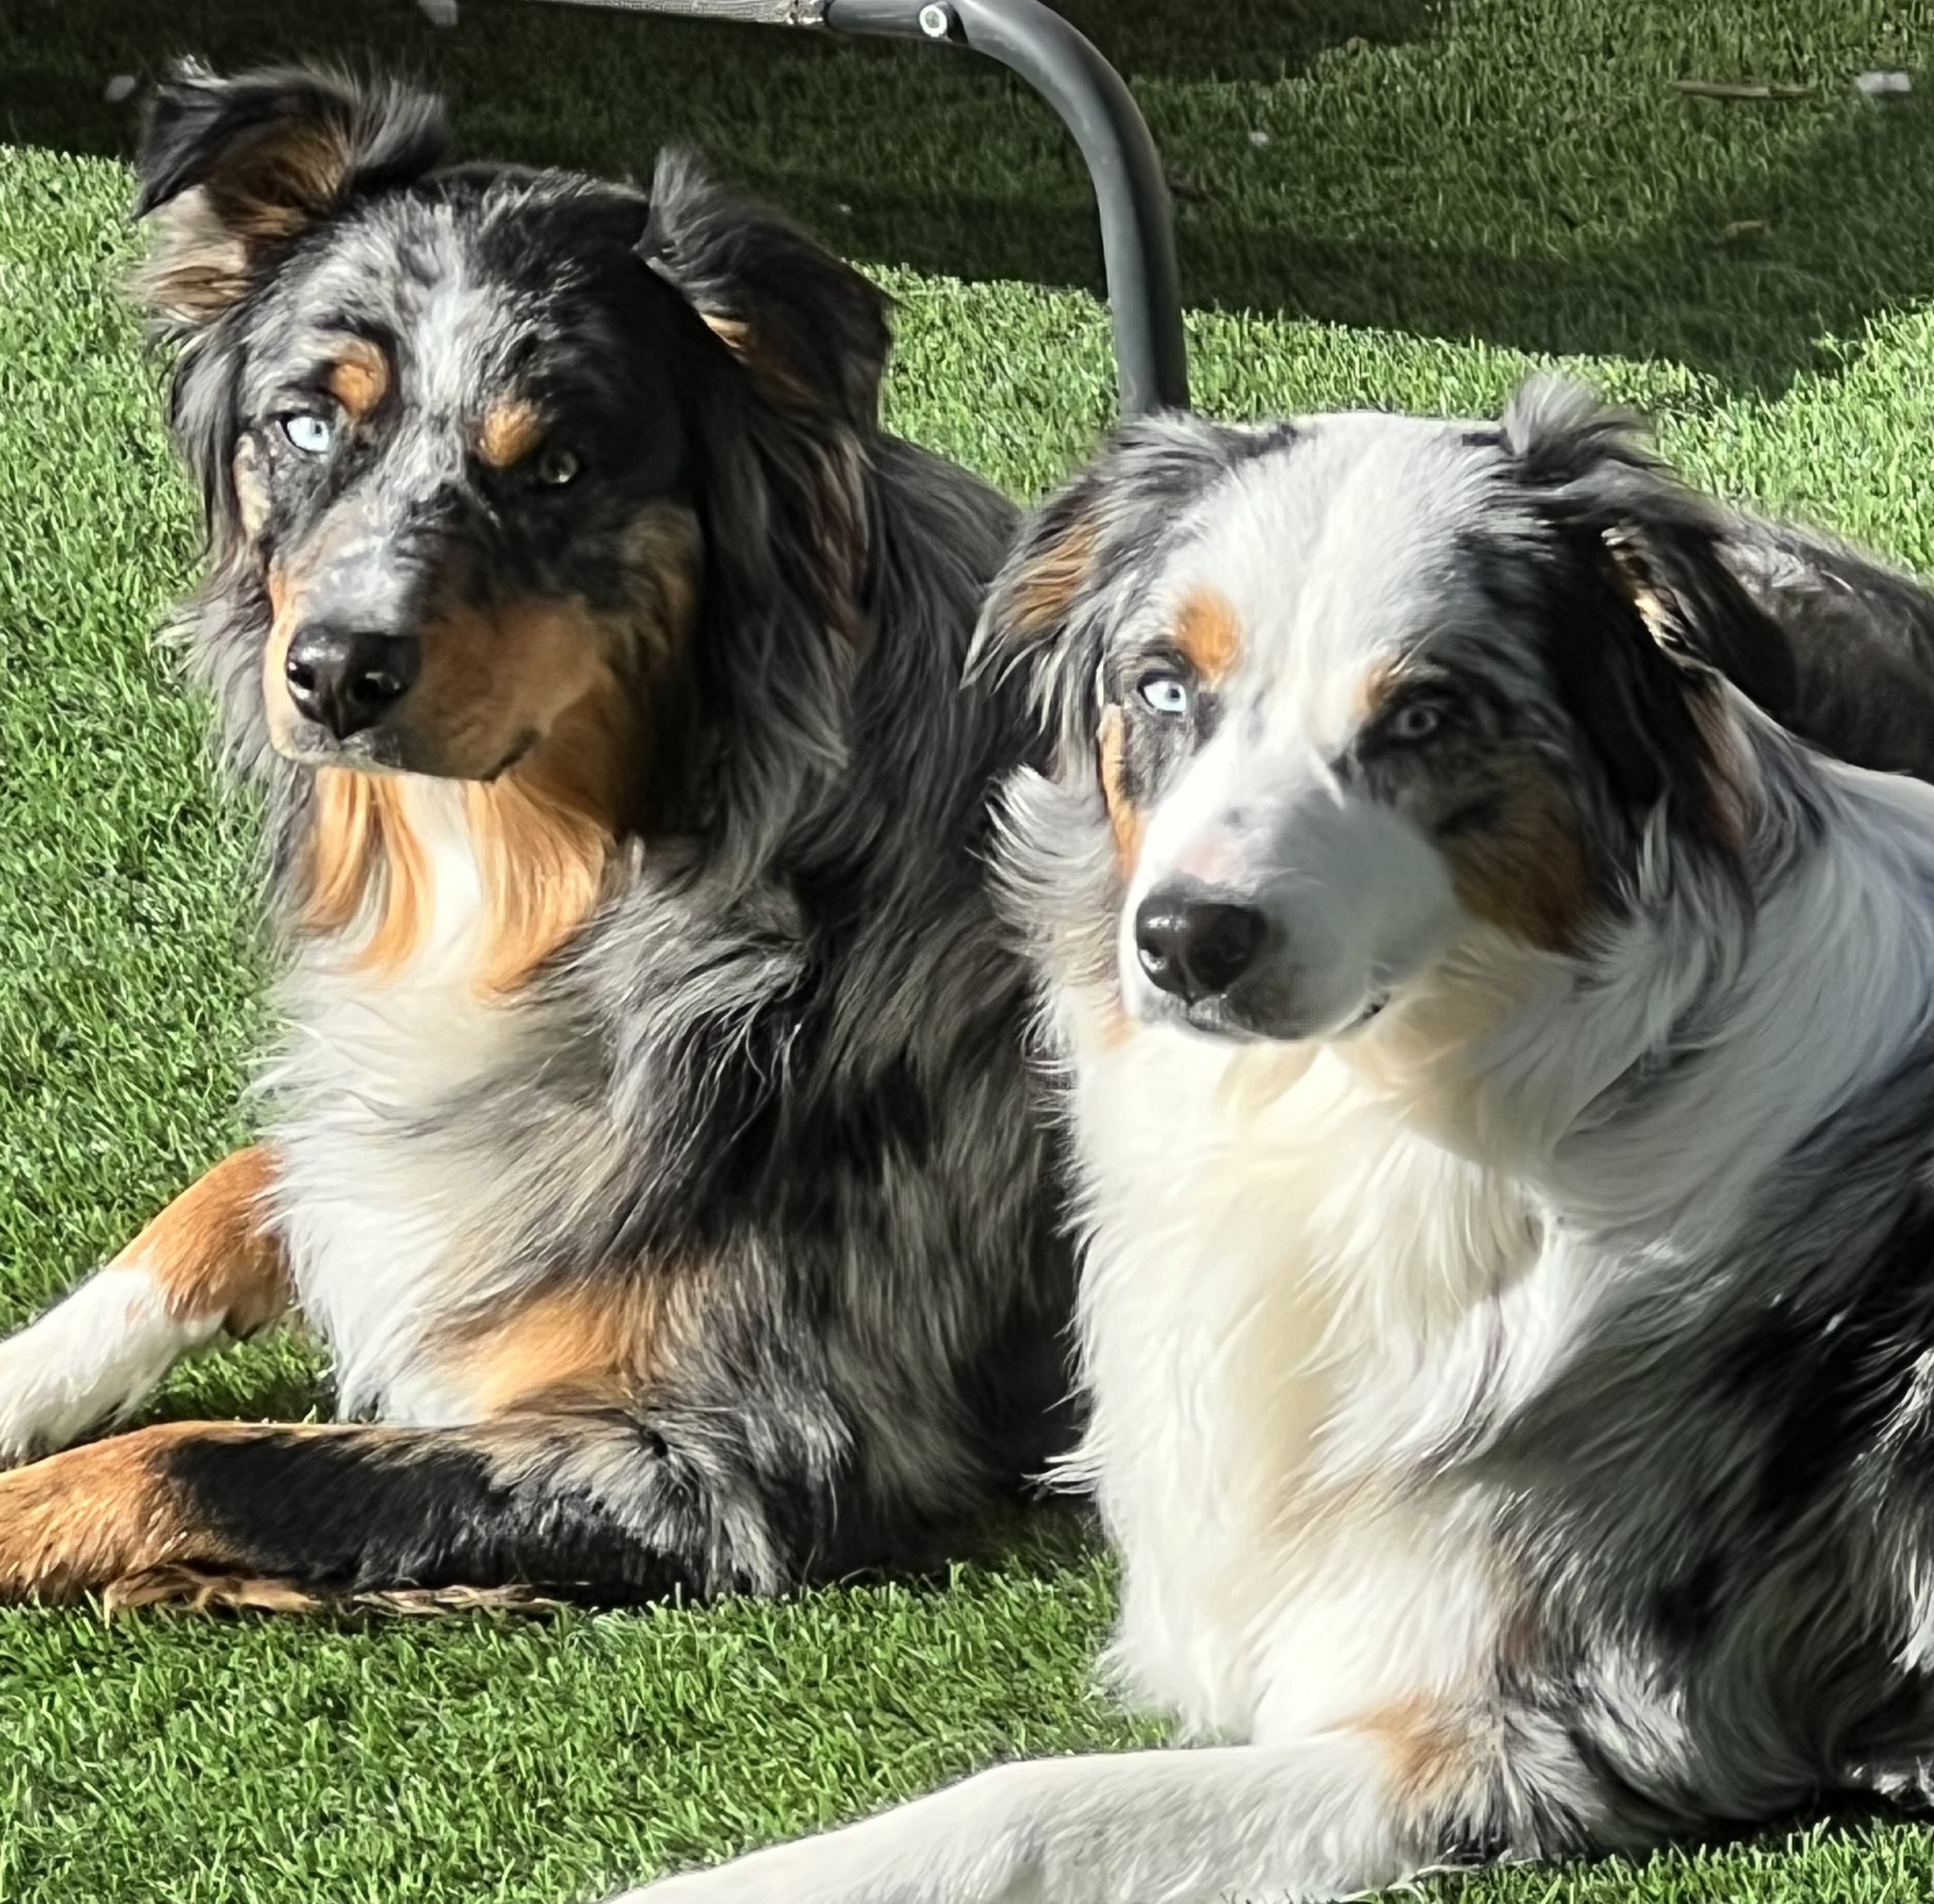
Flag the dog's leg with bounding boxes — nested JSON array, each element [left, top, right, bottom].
[[0, 1146, 289, 1463], [618, 1729, 1466, 1904], [0, 1411, 695, 1603]]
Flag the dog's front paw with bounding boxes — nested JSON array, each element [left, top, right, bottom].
[[0, 1268, 201, 1464]]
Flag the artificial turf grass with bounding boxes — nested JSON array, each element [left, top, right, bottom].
[[5, 0, 1934, 1898]]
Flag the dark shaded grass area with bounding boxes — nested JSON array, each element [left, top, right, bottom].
[[7, 0, 1934, 390]]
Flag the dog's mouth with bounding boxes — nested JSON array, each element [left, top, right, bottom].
[[274, 721, 408, 774], [275, 713, 542, 784], [1342, 991, 1391, 1033], [480, 730, 539, 782], [1165, 984, 1392, 1047]]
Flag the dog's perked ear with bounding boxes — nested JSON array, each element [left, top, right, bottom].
[[132, 61, 447, 335], [1502, 377, 1799, 859], [639, 150, 892, 432], [970, 413, 1277, 773]]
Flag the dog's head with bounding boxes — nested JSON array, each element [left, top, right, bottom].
[[138, 63, 888, 815], [979, 380, 1800, 1044]]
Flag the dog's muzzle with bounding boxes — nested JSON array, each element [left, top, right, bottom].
[[284, 622, 422, 741], [1134, 888, 1266, 1005]]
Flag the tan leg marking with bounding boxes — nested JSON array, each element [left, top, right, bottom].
[[443, 1279, 669, 1416], [125, 1144, 289, 1337], [0, 1421, 260, 1599], [1357, 1696, 1488, 1812]]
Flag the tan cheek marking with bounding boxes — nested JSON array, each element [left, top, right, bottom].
[[118, 1145, 288, 1339], [233, 437, 270, 540], [411, 595, 615, 776], [298, 505, 700, 993], [262, 562, 312, 759], [1097, 705, 1144, 876], [477, 398, 546, 470], [1440, 766, 1592, 954], [1174, 585, 1241, 684], [453, 511, 700, 995], [325, 338, 389, 420]]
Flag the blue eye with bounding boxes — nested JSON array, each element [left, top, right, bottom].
[[1138, 672, 1191, 718], [282, 413, 334, 455]]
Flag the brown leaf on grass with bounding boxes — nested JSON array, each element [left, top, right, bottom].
[[100, 1565, 565, 1620], [1671, 79, 1816, 102]]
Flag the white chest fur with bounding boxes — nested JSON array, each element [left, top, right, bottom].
[[264, 778, 530, 1422], [1064, 1003, 1539, 1743]]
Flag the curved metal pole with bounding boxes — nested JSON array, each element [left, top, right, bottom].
[[538, 0, 1188, 414], [822, 0, 1186, 415]]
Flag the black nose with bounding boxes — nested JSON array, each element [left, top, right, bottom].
[[1135, 891, 1266, 1003], [284, 624, 421, 740]]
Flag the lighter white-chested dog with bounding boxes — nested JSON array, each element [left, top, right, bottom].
[[627, 381, 1934, 1901]]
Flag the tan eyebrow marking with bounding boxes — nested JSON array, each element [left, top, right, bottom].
[[477, 398, 546, 470], [324, 336, 390, 420], [1174, 586, 1241, 684]]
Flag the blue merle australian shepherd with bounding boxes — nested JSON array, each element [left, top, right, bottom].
[[627, 384, 1934, 1901], [0, 64, 1074, 1605]]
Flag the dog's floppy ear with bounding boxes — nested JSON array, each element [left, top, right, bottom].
[[1504, 376, 1795, 844], [971, 460, 1112, 769], [132, 61, 446, 334], [1505, 376, 1800, 720], [971, 413, 1279, 775], [639, 150, 890, 432]]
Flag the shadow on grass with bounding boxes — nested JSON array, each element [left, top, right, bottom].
[[3, 1, 1931, 387]]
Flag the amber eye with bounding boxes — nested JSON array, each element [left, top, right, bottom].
[[533, 444, 581, 487], [1388, 700, 1444, 743]]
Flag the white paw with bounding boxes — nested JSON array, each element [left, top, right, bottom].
[[0, 1263, 217, 1463]]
